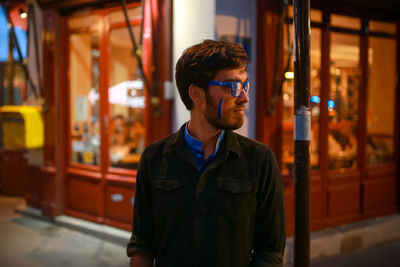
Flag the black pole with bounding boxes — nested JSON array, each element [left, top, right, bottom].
[[293, 0, 311, 266]]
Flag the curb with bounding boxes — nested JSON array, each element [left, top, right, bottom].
[[14, 205, 131, 247], [284, 214, 400, 265]]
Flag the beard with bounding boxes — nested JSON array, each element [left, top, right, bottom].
[[203, 92, 245, 130]]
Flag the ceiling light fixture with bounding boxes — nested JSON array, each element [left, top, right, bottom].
[[19, 8, 27, 19]]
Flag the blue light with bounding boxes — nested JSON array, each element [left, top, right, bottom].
[[311, 96, 321, 103], [328, 100, 335, 108]]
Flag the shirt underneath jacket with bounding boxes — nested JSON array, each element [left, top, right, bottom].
[[127, 124, 286, 267], [184, 123, 225, 173]]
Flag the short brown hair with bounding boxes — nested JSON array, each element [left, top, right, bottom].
[[175, 39, 249, 110]]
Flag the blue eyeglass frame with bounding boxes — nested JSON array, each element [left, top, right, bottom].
[[208, 80, 250, 97]]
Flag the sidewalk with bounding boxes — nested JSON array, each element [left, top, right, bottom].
[[0, 196, 129, 267], [1, 195, 400, 266], [311, 239, 400, 267], [284, 213, 400, 265]]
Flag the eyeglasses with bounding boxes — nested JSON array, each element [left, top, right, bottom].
[[208, 80, 250, 97]]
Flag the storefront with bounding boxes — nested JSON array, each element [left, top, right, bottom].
[[256, 0, 399, 235], [0, 0, 172, 231], [1, 0, 398, 234]]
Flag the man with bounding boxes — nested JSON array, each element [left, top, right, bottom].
[[127, 40, 286, 267]]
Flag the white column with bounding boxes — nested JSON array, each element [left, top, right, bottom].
[[172, 0, 216, 132]]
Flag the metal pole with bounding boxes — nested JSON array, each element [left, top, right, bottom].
[[293, 0, 311, 265]]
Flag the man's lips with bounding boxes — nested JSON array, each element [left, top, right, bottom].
[[233, 106, 245, 113]]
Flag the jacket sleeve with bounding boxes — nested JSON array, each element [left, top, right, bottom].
[[250, 148, 286, 267], [126, 152, 155, 257]]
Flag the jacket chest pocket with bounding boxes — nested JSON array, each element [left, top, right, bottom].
[[217, 179, 254, 219], [152, 178, 187, 217]]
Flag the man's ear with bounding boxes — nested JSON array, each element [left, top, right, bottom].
[[188, 84, 205, 105]]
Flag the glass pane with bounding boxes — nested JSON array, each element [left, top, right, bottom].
[[331, 15, 361, 30], [282, 21, 294, 175], [69, 14, 102, 32], [367, 37, 396, 164], [310, 29, 321, 171], [281, 26, 321, 175], [69, 32, 101, 166], [329, 33, 359, 170], [109, 7, 142, 24], [288, 5, 322, 23], [109, 26, 145, 170], [3, 64, 26, 105], [369, 21, 397, 35]]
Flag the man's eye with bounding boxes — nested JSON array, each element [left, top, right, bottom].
[[233, 83, 242, 89]]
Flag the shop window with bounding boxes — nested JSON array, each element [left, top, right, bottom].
[[366, 34, 396, 164], [331, 15, 361, 30], [110, 7, 142, 24], [369, 21, 397, 35], [68, 14, 101, 32], [282, 26, 321, 175], [288, 6, 322, 23], [2, 65, 25, 105], [69, 32, 101, 166], [109, 26, 145, 170], [0, 4, 28, 106], [329, 33, 359, 170], [68, 6, 144, 169]]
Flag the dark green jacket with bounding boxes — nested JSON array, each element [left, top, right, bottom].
[[127, 125, 286, 267]]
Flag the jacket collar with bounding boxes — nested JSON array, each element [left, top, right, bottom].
[[163, 123, 242, 159]]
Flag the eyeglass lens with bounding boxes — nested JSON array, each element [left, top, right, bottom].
[[232, 81, 250, 97]]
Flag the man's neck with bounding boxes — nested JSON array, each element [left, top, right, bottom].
[[187, 113, 222, 159]]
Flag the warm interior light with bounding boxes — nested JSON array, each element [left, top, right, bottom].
[[283, 93, 290, 101], [285, 71, 294, 79], [19, 9, 27, 19]]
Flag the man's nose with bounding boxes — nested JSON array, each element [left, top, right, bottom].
[[236, 89, 249, 104]]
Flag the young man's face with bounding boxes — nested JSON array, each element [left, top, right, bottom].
[[204, 67, 249, 130]]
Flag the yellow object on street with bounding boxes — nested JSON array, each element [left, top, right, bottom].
[[0, 105, 44, 149]]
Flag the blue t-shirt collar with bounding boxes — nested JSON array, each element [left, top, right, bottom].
[[184, 122, 225, 171]]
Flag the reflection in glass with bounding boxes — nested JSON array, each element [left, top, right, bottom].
[[369, 21, 397, 35], [367, 36, 396, 164], [3, 65, 26, 105], [109, 7, 142, 24], [69, 32, 101, 166], [281, 27, 321, 175], [69, 14, 101, 32], [109, 26, 145, 170], [288, 6, 322, 22], [331, 15, 361, 30], [328, 33, 359, 170]]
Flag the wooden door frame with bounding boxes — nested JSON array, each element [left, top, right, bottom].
[[58, 1, 172, 228]]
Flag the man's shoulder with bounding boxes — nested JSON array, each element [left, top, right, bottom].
[[141, 131, 180, 159], [233, 132, 274, 157]]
